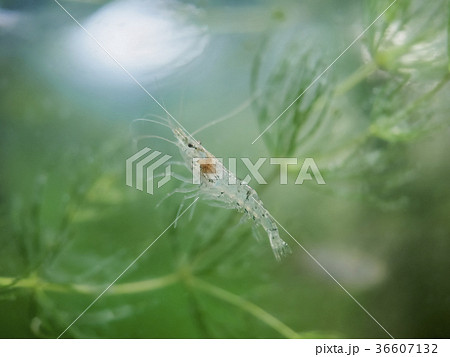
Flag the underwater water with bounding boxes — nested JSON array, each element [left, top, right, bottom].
[[0, 0, 449, 338]]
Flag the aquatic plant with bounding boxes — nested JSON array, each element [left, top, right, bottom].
[[0, 0, 449, 339]]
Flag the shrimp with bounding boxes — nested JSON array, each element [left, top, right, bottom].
[[132, 94, 291, 260], [169, 126, 292, 261]]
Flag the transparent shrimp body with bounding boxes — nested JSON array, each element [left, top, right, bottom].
[[171, 126, 291, 261]]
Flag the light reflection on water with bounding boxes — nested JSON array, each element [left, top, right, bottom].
[[303, 246, 387, 290], [0, 8, 22, 29], [64, 0, 209, 85]]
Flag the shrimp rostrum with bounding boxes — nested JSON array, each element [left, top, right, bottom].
[[135, 118, 292, 261]]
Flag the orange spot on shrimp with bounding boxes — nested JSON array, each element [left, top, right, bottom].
[[199, 158, 216, 174]]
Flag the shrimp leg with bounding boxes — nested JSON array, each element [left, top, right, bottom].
[[156, 186, 199, 208]]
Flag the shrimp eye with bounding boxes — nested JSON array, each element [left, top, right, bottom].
[[188, 143, 194, 148]]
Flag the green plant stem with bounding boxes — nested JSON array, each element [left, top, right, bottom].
[[0, 273, 179, 295], [189, 277, 301, 339], [108, 274, 179, 294], [334, 61, 378, 96]]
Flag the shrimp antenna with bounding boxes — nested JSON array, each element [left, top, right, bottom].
[[133, 135, 177, 146], [148, 113, 173, 124], [132, 118, 172, 129], [191, 91, 261, 136], [129, 118, 173, 147]]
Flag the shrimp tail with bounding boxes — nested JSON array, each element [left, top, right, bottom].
[[269, 230, 292, 261]]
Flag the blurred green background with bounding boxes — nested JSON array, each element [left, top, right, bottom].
[[1, 0, 449, 338]]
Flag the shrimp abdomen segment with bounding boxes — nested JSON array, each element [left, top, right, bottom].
[[235, 185, 291, 261], [171, 124, 292, 260]]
